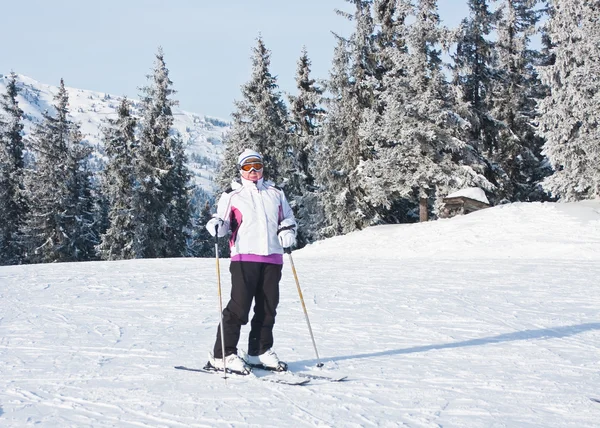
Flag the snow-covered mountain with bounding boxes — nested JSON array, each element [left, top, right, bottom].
[[0, 74, 229, 193], [1, 201, 599, 426]]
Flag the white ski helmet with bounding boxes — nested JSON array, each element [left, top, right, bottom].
[[237, 149, 263, 167]]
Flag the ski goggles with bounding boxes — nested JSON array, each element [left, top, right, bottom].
[[240, 162, 263, 172]]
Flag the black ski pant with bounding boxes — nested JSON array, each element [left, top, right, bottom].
[[213, 261, 282, 358]]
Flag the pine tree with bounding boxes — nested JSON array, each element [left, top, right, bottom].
[[287, 48, 325, 246], [163, 130, 192, 256], [133, 47, 191, 258], [538, 1, 555, 68], [314, 39, 348, 238], [217, 37, 290, 189], [358, 0, 418, 223], [537, 0, 600, 200], [98, 97, 138, 260], [0, 72, 28, 265], [25, 79, 96, 263], [358, 0, 493, 221], [490, 0, 549, 202], [316, 37, 371, 237], [188, 200, 215, 257], [372, 0, 412, 79], [316, 1, 379, 236], [451, 0, 498, 182], [66, 128, 98, 261], [452, 0, 497, 122], [187, 188, 228, 258]]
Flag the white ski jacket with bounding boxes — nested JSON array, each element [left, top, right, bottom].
[[215, 177, 296, 264]]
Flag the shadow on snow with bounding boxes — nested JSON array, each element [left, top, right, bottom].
[[295, 322, 600, 366]]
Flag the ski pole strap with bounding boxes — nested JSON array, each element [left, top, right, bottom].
[[277, 224, 295, 234]]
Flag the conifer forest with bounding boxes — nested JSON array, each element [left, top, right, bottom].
[[0, 0, 598, 265]]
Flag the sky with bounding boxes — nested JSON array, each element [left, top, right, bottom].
[[0, 1, 469, 120], [1, 200, 599, 426]]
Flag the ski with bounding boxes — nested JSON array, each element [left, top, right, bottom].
[[173, 365, 310, 386], [590, 397, 600, 404], [249, 364, 348, 382], [289, 371, 348, 382]]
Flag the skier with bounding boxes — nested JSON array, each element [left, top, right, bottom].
[[205, 149, 297, 374]]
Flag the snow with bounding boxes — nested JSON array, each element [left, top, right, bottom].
[[1, 201, 600, 427], [0, 74, 229, 193], [446, 187, 490, 204]]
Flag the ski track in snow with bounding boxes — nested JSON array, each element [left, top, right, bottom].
[[0, 202, 599, 427]]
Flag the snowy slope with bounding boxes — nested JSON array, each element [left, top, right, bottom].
[[0, 74, 228, 193], [1, 201, 600, 427]]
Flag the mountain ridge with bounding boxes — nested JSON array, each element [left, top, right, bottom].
[[0, 73, 228, 194]]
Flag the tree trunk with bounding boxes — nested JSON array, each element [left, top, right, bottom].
[[419, 197, 428, 222]]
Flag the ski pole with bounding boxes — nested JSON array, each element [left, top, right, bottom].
[[214, 225, 227, 379], [284, 247, 324, 368]]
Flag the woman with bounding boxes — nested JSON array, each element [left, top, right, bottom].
[[205, 149, 296, 374]]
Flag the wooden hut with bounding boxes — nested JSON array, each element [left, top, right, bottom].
[[441, 188, 490, 218]]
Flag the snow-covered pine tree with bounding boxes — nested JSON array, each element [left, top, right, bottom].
[[316, 40, 376, 235], [217, 37, 290, 189], [373, 0, 402, 54], [315, 39, 355, 237], [188, 200, 215, 257], [537, 0, 600, 200], [98, 97, 137, 260], [537, 1, 555, 68], [215, 132, 244, 191], [345, 0, 378, 104], [286, 47, 325, 247], [0, 72, 28, 265], [358, 0, 416, 223], [452, 0, 496, 122], [360, 0, 493, 220], [66, 126, 98, 261], [373, 0, 412, 74], [490, 0, 549, 202], [163, 129, 192, 257], [450, 0, 498, 180], [361, 0, 409, 152], [187, 188, 228, 258], [315, 1, 379, 237], [25, 79, 97, 263], [133, 47, 191, 258]]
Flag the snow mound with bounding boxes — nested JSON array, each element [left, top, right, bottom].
[[301, 201, 600, 261]]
